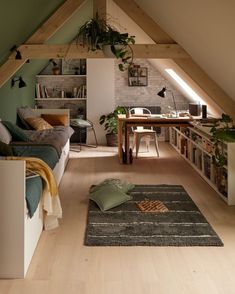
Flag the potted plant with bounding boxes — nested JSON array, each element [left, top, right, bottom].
[[210, 113, 235, 195], [99, 106, 126, 146], [76, 14, 135, 71]]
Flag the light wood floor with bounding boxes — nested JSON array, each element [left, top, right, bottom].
[[1, 142, 235, 294]]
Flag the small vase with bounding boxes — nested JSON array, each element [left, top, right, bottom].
[[52, 67, 60, 75]]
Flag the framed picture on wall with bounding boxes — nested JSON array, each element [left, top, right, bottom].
[[128, 66, 148, 86]]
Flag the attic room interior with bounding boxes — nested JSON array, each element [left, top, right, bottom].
[[1, 0, 235, 292]]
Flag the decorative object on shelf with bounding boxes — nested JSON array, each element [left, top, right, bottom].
[[157, 87, 178, 117], [99, 106, 126, 146], [62, 59, 83, 75], [202, 105, 207, 119], [189, 102, 201, 116], [128, 64, 148, 86], [76, 13, 135, 71], [11, 76, 26, 88], [50, 59, 60, 75], [10, 45, 22, 60]]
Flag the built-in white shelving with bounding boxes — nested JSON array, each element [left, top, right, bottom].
[[169, 124, 235, 205]]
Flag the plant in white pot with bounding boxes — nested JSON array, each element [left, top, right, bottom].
[[76, 14, 135, 71], [99, 106, 126, 146]]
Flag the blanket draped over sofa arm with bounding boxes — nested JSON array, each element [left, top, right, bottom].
[[7, 156, 62, 230]]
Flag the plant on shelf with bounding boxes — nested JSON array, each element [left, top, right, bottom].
[[99, 106, 126, 146], [210, 113, 235, 195], [210, 113, 235, 167], [76, 13, 135, 71]]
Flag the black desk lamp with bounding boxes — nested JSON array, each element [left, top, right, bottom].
[[157, 87, 178, 117]]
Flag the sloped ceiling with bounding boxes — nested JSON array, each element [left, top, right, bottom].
[[135, 0, 235, 103], [108, 0, 222, 116]]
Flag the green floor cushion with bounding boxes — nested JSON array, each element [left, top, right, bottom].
[[90, 178, 135, 194], [90, 183, 132, 211]]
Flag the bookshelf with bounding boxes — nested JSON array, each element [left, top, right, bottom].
[[169, 124, 235, 205], [35, 58, 87, 123]]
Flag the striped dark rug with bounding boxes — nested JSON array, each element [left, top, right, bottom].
[[85, 185, 223, 246]]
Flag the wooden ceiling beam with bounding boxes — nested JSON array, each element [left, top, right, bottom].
[[11, 44, 190, 59], [0, 0, 86, 88], [113, 0, 235, 118]]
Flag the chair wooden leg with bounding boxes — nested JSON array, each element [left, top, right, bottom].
[[154, 133, 160, 157], [145, 136, 150, 151], [136, 134, 141, 158], [132, 133, 136, 151]]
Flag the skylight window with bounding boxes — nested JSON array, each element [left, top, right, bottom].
[[165, 69, 205, 104]]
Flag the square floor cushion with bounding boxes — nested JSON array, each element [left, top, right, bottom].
[[90, 178, 135, 194], [89, 183, 132, 211]]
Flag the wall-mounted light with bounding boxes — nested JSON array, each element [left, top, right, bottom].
[[10, 45, 22, 60], [11, 76, 27, 88]]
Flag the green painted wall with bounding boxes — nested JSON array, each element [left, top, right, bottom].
[[0, 0, 92, 122]]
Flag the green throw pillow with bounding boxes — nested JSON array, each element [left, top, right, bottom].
[[90, 183, 132, 211], [2, 121, 30, 142], [90, 178, 135, 194], [0, 141, 14, 156]]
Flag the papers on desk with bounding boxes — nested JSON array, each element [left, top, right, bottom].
[[130, 114, 163, 118]]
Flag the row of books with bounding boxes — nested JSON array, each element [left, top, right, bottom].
[[35, 83, 87, 98]]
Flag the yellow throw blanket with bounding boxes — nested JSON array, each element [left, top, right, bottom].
[[7, 156, 62, 230]]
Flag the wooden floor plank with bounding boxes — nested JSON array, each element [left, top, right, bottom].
[[1, 142, 235, 294]]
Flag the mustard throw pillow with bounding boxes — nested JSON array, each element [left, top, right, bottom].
[[25, 117, 53, 131], [41, 114, 68, 126]]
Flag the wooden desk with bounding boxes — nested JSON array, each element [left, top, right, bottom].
[[117, 114, 193, 164]]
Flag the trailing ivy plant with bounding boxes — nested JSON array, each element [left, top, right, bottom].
[[210, 113, 235, 167], [76, 13, 135, 71]]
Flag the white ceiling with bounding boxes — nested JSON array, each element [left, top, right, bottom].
[[135, 0, 235, 104]]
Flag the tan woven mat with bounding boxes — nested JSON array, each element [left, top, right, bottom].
[[137, 200, 169, 213]]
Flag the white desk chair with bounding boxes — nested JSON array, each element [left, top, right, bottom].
[[129, 108, 159, 158]]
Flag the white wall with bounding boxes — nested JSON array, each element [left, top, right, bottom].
[[87, 59, 115, 145]]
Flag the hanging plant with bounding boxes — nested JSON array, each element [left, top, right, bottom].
[[76, 13, 135, 71]]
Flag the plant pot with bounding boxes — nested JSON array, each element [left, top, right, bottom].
[[102, 45, 123, 58], [106, 133, 118, 146]]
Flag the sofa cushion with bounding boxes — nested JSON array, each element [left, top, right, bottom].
[[17, 106, 38, 130], [25, 117, 53, 131], [2, 121, 30, 142], [0, 121, 12, 144], [41, 114, 68, 126], [89, 183, 132, 211]]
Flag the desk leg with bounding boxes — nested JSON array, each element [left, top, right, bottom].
[[118, 118, 123, 163], [125, 124, 132, 164]]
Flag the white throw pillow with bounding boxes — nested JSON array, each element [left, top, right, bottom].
[[0, 121, 12, 144]]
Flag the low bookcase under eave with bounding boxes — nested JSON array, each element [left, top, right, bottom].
[[169, 125, 235, 205]]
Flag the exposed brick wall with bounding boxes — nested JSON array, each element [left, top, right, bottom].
[[115, 59, 189, 114]]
